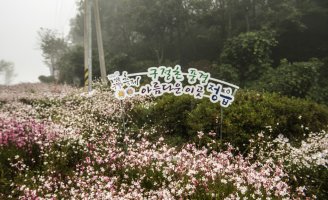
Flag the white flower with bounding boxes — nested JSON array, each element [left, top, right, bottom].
[[239, 186, 247, 194], [197, 131, 204, 139]]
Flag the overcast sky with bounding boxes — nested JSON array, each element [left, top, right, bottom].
[[0, 0, 77, 84]]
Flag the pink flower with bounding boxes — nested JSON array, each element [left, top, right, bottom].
[[208, 131, 216, 137]]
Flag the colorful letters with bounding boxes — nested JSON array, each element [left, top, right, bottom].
[[107, 65, 239, 107]]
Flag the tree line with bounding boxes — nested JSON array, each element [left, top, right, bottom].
[[39, 0, 328, 104]]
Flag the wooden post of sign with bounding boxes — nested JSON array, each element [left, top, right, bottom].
[[220, 107, 223, 140], [120, 100, 126, 134]]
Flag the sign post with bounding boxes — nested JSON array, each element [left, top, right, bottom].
[[108, 65, 239, 139]]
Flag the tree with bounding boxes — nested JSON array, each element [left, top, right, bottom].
[[0, 60, 15, 85], [273, 0, 328, 62], [56, 46, 85, 86], [38, 28, 68, 80], [220, 30, 277, 86], [61, 0, 328, 89]]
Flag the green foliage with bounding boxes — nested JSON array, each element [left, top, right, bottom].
[[0, 100, 5, 109], [129, 90, 328, 148], [57, 46, 84, 86], [46, 0, 328, 92], [307, 57, 328, 104], [211, 63, 240, 85], [0, 145, 22, 195], [273, 0, 328, 62], [253, 58, 327, 101], [38, 28, 68, 79], [291, 166, 328, 199], [220, 30, 277, 86], [130, 94, 197, 138], [38, 75, 55, 84], [221, 30, 277, 66], [0, 144, 42, 196], [108, 53, 132, 73], [198, 90, 328, 147]]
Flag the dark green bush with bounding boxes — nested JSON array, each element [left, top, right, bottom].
[[38, 75, 55, 84], [252, 58, 328, 103], [129, 94, 197, 138], [0, 144, 42, 196], [189, 90, 328, 147], [0, 100, 5, 109], [129, 90, 328, 148]]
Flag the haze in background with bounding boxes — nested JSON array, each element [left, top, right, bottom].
[[0, 0, 77, 84]]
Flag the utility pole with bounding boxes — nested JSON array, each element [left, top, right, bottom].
[[93, 0, 107, 84], [84, 0, 92, 92]]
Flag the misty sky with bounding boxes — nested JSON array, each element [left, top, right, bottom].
[[0, 0, 77, 84]]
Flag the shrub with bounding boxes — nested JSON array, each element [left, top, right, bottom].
[[0, 145, 34, 196], [38, 75, 55, 84], [252, 58, 328, 104], [129, 94, 197, 138], [0, 100, 5, 109], [129, 90, 328, 148], [189, 90, 328, 147]]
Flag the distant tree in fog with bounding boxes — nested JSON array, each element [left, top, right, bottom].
[[38, 28, 68, 80], [0, 59, 15, 85]]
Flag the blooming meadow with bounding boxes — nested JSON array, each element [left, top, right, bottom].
[[0, 83, 327, 199]]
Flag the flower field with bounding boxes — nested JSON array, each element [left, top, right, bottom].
[[0, 83, 327, 199]]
